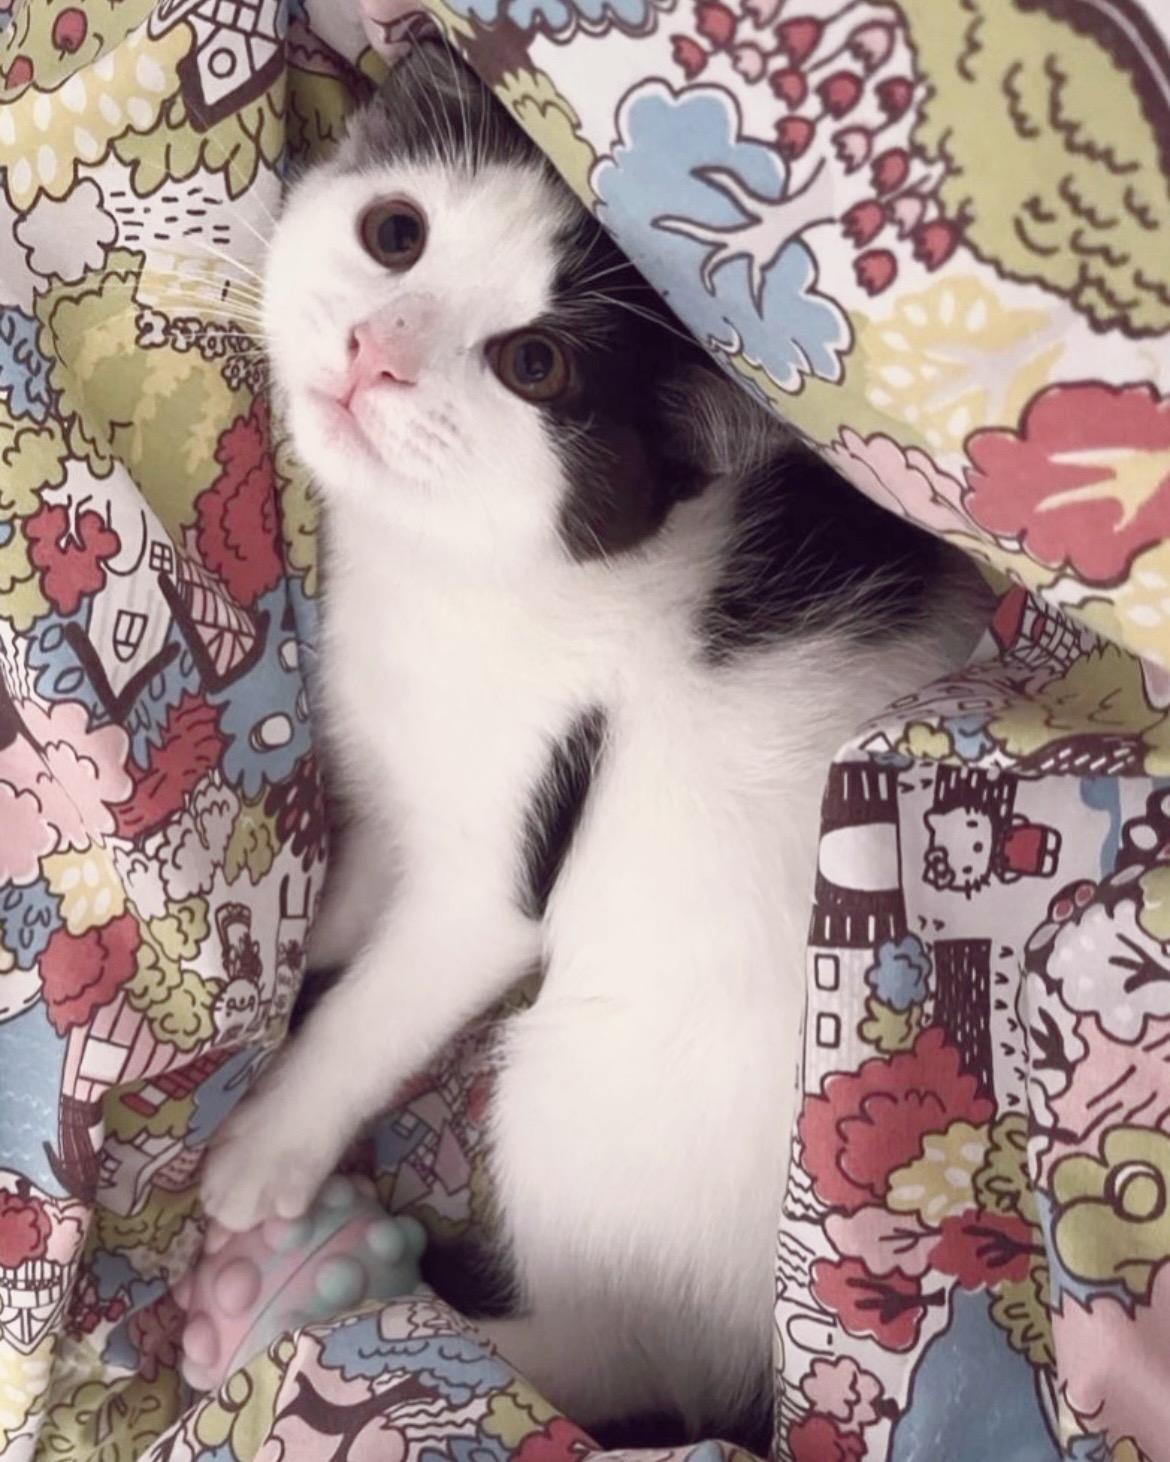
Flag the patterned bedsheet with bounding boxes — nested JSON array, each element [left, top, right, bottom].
[[0, 1, 1168, 1458]]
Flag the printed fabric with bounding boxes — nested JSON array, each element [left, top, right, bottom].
[[0, 1, 1167, 1460]]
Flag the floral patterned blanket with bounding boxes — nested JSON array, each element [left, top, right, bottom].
[[0, 1, 1169, 1459]]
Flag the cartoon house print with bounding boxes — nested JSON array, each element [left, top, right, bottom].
[[773, 1219, 859, 1442], [152, 0, 283, 128], [923, 765, 1061, 897], [211, 874, 313, 1043], [989, 586, 1087, 674], [0, 1175, 84, 1354], [98, 1051, 225, 1217], [64, 488, 266, 728], [376, 1072, 476, 1226], [272, 872, 313, 1029], [932, 939, 994, 1103], [812, 763, 907, 948], [83, 503, 178, 716], [48, 881, 301, 1201], [805, 762, 907, 1081], [47, 997, 185, 1202]]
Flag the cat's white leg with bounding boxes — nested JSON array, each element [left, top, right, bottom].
[[202, 888, 539, 1231], [484, 996, 783, 1431], [306, 812, 394, 970], [478, 704, 808, 1429]]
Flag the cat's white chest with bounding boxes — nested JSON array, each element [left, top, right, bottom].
[[320, 531, 600, 840]]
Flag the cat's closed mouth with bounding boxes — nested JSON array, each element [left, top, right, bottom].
[[310, 386, 385, 456]]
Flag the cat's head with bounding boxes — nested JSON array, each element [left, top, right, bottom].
[[264, 40, 749, 570]]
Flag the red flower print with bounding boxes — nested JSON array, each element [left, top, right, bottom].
[[911, 218, 959, 270], [775, 17, 822, 65], [39, 912, 140, 1036], [818, 71, 863, 119], [512, 1417, 595, 1462], [875, 76, 913, 122], [671, 35, 707, 79], [770, 67, 808, 109], [789, 1415, 866, 1462], [799, 1028, 994, 1212], [964, 383, 1170, 584], [0, 1185, 51, 1265], [694, 1, 735, 48], [775, 116, 816, 161], [871, 148, 909, 195], [929, 1211, 1041, 1290], [114, 694, 225, 841], [811, 1257, 945, 1351], [855, 249, 896, 295], [842, 200, 886, 247], [5, 54, 33, 88], [25, 502, 120, 615], [195, 396, 283, 607]]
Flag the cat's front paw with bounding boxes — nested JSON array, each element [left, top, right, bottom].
[[201, 1083, 342, 1232]]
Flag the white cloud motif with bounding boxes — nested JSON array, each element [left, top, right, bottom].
[[16, 178, 116, 282], [1048, 898, 1170, 1042], [155, 778, 240, 903]]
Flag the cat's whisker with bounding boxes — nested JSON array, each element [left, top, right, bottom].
[[572, 291, 699, 351], [181, 237, 267, 284], [163, 276, 268, 307], [222, 206, 279, 255]]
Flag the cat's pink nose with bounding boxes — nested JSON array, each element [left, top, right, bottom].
[[344, 318, 424, 400]]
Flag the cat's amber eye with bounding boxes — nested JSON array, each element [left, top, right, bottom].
[[358, 198, 426, 269], [488, 330, 571, 404]]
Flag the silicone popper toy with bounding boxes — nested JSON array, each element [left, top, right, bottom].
[[177, 1174, 427, 1391]]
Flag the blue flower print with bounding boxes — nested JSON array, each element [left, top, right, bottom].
[[595, 82, 850, 394], [865, 935, 930, 1011], [0, 878, 63, 971]]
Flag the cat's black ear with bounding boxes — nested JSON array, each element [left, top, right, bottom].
[[352, 34, 532, 173]]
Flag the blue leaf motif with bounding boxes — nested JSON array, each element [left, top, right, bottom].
[[0, 305, 53, 421], [594, 82, 850, 393]]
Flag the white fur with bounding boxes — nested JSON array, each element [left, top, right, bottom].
[[202, 140, 978, 1430]]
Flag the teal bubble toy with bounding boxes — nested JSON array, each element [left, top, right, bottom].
[[178, 1173, 426, 1390]]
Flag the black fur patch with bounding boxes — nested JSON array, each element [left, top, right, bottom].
[[701, 446, 943, 661], [518, 707, 606, 920], [419, 1232, 515, 1319], [349, 36, 534, 174], [542, 219, 712, 561]]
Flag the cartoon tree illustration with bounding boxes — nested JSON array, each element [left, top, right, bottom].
[[666, 0, 962, 298], [811, 1256, 947, 1351], [900, 0, 1170, 336]]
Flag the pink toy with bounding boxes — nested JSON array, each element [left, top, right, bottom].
[[177, 1173, 426, 1391]]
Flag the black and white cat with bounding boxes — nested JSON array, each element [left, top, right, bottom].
[[202, 41, 984, 1439]]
